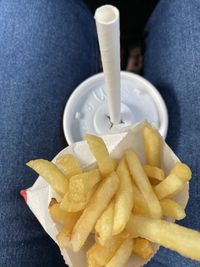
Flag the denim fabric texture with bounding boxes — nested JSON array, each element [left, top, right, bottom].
[[0, 0, 98, 266], [143, 1, 200, 266], [0, 0, 199, 266]]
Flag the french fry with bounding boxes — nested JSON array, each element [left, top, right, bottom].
[[170, 162, 192, 181], [143, 165, 165, 181], [133, 238, 154, 260], [87, 233, 124, 267], [57, 224, 72, 249], [127, 214, 200, 261], [126, 149, 162, 219], [143, 125, 162, 168], [87, 257, 99, 267], [105, 238, 133, 267], [132, 184, 150, 217], [56, 154, 82, 178], [160, 199, 186, 220], [85, 134, 116, 176], [60, 170, 101, 212], [49, 199, 81, 226], [68, 169, 101, 202], [49, 199, 82, 249], [154, 174, 185, 200], [113, 158, 134, 235], [60, 185, 97, 212], [71, 172, 119, 251], [95, 200, 114, 246], [26, 159, 68, 196]]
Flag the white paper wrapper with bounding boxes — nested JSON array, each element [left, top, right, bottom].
[[23, 122, 189, 267]]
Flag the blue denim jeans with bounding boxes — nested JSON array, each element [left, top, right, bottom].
[[0, 0, 199, 266]]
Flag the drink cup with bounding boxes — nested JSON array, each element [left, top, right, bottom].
[[63, 71, 168, 144]]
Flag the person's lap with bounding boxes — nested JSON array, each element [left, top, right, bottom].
[[0, 0, 200, 266], [0, 0, 98, 266], [144, 1, 200, 266]]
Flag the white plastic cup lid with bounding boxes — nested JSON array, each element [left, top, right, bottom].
[[63, 71, 168, 144]]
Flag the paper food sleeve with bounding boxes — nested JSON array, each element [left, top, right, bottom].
[[22, 122, 189, 267]]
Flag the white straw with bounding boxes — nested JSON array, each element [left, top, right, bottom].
[[95, 5, 121, 124]]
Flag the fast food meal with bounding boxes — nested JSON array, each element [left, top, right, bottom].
[[26, 123, 200, 267]]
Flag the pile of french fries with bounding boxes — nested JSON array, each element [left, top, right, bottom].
[[27, 125, 200, 267]]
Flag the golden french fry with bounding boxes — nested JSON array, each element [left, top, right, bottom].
[[105, 238, 133, 267], [143, 165, 165, 181], [154, 174, 185, 200], [170, 162, 192, 181], [132, 184, 150, 217], [95, 200, 114, 246], [49, 200, 82, 249], [85, 134, 116, 176], [60, 170, 101, 212], [49, 199, 81, 226], [68, 169, 101, 202], [160, 199, 186, 220], [60, 185, 97, 213], [113, 158, 134, 235], [126, 150, 162, 219], [71, 172, 119, 251], [127, 214, 200, 261], [56, 224, 72, 249], [87, 234, 124, 267], [56, 154, 82, 178], [143, 125, 162, 167], [133, 238, 154, 260], [26, 159, 68, 196], [87, 257, 99, 267]]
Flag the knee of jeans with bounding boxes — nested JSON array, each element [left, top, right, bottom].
[[0, 0, 98, 74], [147, 0, 199, 30], [0, 0, 96, 44]]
